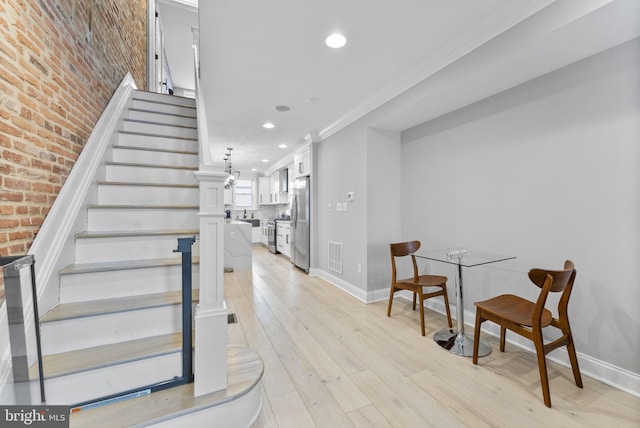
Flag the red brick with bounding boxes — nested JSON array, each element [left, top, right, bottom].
[[4, 177, 31, 191], [0, 206, 14, 215], [0, 219, 19, 228], [3, 150, 28, 165], [0, 191, 24, 202]]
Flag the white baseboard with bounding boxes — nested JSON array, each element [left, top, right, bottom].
[[312, 268, 640, 399]]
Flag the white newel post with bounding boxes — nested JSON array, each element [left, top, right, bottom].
[[193, 169, 228, 396]]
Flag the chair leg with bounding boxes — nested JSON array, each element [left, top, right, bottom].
[[412, 292, 417, 311], [499, 327, 506, 352], [472, 310, 483, 365], [442, 285, 453, 328], [565, 332, 583, 388], [387, 286, 395, 317], [533, 332, 552, 407], [418, 290, 426, 336]]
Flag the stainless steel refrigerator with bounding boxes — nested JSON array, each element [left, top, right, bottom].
[[291, 176, 310, 272]]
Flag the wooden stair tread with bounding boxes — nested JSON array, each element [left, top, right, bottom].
[[123, 118, 197, 130], [132, 95, 196, 109], [69, 346, 263, 428], [116, 130, 197, 141], [38, 331, 189, 379], [75, 229, 199, 239], [41, 289, 200, 323], [111, 144, 198, 155], [128, 107, 197, 119], [86, 204, 199, 209], [104, 161, 198, 170], [59, 256, 200, 275], [96, 181, 198, 188]]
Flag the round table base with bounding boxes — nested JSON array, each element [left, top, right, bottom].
[[433, 329, 492, 357]]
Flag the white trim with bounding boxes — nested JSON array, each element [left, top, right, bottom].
[[28, 74, 136, 313], [309, 268, 367, 303], [313, 268, 640, 398]]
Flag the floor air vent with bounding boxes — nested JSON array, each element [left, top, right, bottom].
[[328, 241, 343, 274], [228, 313, 238, 324]]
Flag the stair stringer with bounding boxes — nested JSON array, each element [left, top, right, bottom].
[[28, 74, 138, 314]]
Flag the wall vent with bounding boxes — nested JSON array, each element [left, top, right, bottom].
[[328, 241, 343, 274]]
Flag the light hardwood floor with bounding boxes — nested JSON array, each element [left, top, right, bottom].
[[234, 246, 639, 428]]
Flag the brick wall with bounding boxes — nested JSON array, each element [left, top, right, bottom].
[[0, 0, 147, 256]]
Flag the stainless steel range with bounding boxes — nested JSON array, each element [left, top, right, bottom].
[[264, 219, 277, 253]]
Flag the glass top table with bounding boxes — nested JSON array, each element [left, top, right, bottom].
[[414, 249, 516, 357]]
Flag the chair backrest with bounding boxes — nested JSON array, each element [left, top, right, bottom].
[[390, 241, 421, 281], [528, 260, 576, 293], [528, 260, 577, 322]]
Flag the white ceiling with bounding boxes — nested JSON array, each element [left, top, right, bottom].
[[159, 0, 640, 176]]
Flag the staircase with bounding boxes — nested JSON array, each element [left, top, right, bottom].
[[38, 91, 200, 406]]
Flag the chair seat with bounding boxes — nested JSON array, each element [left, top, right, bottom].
[[474, 294, 553, 327], [397, 274, 447, 288]]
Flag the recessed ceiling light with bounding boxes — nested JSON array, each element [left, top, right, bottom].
[[274, 105, 290, 112], [251, 168, 257, 172], [279, 144, 287, 148], [262, 159, 269, 163], [262, 122, 275, 129], [325, 33, 346, 49], [307, 97, 320, 104]]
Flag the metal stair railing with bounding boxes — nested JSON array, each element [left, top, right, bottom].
[[69, 236, 197, 412]]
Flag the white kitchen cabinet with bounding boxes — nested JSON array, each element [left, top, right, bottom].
[[270, 171, 280, 204], [260, 220, 269, 245], [258, 176, 270, 205], [224, 188, 233, 205], [276, 221, 291, 258], [293, 146, 311, 179], [251, 226, 262, 244]]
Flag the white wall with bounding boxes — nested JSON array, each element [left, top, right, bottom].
[[401, 39, 640, 382], [366, 128, 402, 294], [316, 121, 368, 291]]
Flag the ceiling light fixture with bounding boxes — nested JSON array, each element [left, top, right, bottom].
[[279, 144, 287, 148], [325, 33, 346, 48], [274, 105, 290, 112], [262, 122, 275, 129], [223, 148, 240, 189], [262, 159, 269, 163]]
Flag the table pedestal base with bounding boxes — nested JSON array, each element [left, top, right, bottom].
[[433, 329, 492, 357]]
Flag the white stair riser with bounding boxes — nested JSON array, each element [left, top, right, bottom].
[[98, 184, 198, 206], [122, 120, 197, 139], [131, 99, 196, 116], [44, 353, 182, 405], [112, 147, 198, 167], [127, 109, 197, 127], [132, 91, 195, 107], [75, 236, 200, 264], [116, 133, 197, 152], [88, 207, 198, 231], [60, 265, 200, 303], [105, 164, 198, 185], [41, 305, 185, 354]]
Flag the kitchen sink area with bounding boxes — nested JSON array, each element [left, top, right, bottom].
[[242, 219, 261, 227]]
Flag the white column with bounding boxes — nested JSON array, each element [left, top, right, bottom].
[[193, 169, 228, 396]]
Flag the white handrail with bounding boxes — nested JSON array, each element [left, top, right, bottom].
[[192, 27, 214, 169]]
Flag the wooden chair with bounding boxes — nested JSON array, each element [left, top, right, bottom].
[[387, 241, 453, 336], [472, 260, 583, 407]]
